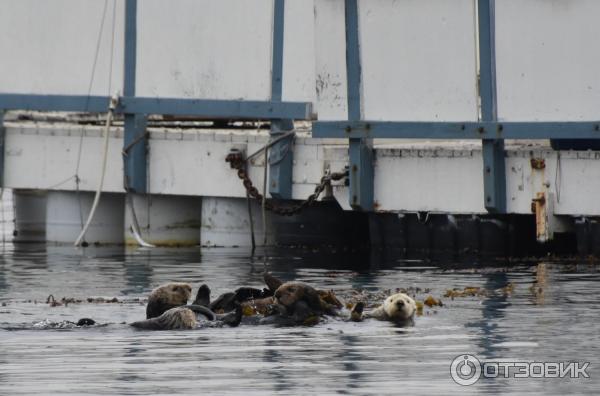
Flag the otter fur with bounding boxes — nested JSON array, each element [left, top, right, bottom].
[[131, 307, 197, 330], [273, 281, 338, 318], [146, 283, 192, 319], [366, 293, 416, 323]]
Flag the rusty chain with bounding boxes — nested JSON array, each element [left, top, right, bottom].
[[225, 149, 348, 216]]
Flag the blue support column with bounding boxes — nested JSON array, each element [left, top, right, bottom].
[[478, 0, 506, 213], [268, 0, 294, 199], [123, 0, 147, 193], [345, 0, 373, 211], [0, 110, 4, 187]]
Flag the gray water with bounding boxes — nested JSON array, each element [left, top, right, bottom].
[[0, 244, 598, 395]]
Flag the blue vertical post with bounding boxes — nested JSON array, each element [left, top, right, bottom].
[[478, 0, 505, 213], [345, 0, 373, 211], [123, 0, 147, 193], [269, 0, 294, 199], [0, 110, 4, 187]]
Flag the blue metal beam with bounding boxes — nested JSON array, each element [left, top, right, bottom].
[[478, 0, 505, 213], [119, 97, 312, 120], [0, 94, 111, 113], [271, 0, 285, 104], [313, 121, 600, 139], [269, 0, 294, 199], [0, 110, 4, 187], [0, 94, 313, 120], [123, 0, 147, 194], [345, 0, 373, 211]]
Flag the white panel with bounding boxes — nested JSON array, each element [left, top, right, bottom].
[[359, 0, 478, 121], [46, 191, 124, 244], [0, 0, 124, 96], [4, 124, 124, 193], [496, 0, 600, 121], [374, 150, 486, 213], [136, 0, 273, 100], [314, 0, 348, 120], [282, 0, 316, 105]]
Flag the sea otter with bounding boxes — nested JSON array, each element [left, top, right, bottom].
[[131, 283, 243, 330], [252, 281, 341, 326], [131, 307, 197, 330], [363, 292, 416, 323], [145, 283, 193, 319]]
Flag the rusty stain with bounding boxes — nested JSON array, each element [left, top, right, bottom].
[[530, 158, 545, 169], [532, 192, 548, 242], [373, 200, 380, 210]]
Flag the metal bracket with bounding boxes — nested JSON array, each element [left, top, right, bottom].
[[482, 139, 506, 213], [123, 114, 147, 193], [349, 138, 374, 211], [269, 119, 294, 199]]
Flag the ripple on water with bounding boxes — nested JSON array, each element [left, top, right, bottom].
[[0, 245, 598, 394]]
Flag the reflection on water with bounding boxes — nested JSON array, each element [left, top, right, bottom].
[[0, 244, 598, 395]]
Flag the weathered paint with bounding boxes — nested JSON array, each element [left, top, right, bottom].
[[4, 123, 600, 216], [124, 194, 201, 247], [200, 196, 275, 247]]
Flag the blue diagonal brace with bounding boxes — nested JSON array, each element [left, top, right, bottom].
[[268, 0, 294, 199], [478, 0, 505, 213], [123, 0, 147, 194], [346, 0, 373, 211]]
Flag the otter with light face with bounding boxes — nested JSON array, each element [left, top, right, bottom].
[[365, 293, 416, 323], [145, 283, 193, 319]]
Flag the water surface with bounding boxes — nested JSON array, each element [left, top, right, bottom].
[[0, 244, 597, 394]]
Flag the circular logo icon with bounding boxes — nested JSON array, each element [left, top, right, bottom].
[[450, 354, 482, 386]]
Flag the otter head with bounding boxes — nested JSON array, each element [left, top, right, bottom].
[[274, 282, 307, 309], [383, 293, 416, 322], [146, 282, 192, 319]]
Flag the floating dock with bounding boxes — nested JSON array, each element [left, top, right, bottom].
[[1, 1, 600, 256]]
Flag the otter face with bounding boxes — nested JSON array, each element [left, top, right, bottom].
[[274, 282, 305, 308], [383, 293, 416, 322], [146, 282, 192, 319], [165, 283, 192, 305]]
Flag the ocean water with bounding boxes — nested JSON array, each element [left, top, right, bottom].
[[0, 244, 597, 395]]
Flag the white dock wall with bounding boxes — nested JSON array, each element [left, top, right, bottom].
[[0, 0, 124, 96], [496, 0, 600, 121]]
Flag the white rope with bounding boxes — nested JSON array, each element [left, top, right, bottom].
[[125, 191, 156, 248], [74, 95, 118, 247]]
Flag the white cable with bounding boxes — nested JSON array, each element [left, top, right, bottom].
[[125, 192, 156, 248], [74, 95, 118, 247], [129, 225, 155, 248]]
